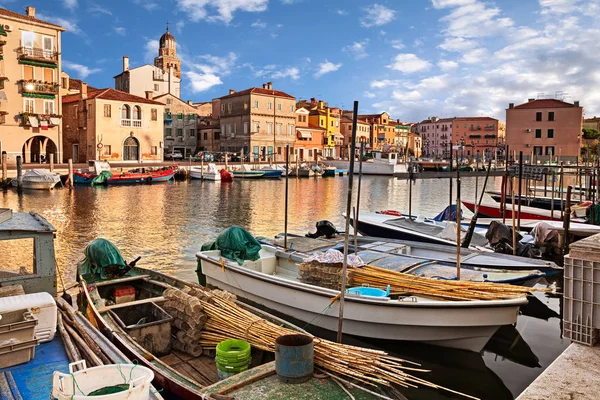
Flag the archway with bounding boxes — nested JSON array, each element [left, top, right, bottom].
[[22, 136, 58, 164], [123, 136, 139, 161]]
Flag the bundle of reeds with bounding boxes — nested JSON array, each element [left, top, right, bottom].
[[350, 265, 542, 301], [185, 287, 477, 399]]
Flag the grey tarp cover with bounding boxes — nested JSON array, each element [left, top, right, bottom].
[[200, 226, 262, 265], [78, 238, 127, 279]]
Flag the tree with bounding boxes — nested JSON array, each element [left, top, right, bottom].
[[582, 128, 600, 140]]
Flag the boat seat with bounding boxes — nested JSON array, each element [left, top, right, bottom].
[[94, 274, 151, 287], [98, 296, 165, 313]]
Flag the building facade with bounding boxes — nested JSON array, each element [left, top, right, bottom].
[[416, 117, 453, 159], [154, 93, 198, 158], [218, 82, 296, 162], [339, 116, 370, 158], [0, 6, 64, 165], [114, 28, 181, 99], [506, 99, 583, 163], [294, 107, 325, 161], [452, 117, 501, 161], [62, 85, 164, 162]]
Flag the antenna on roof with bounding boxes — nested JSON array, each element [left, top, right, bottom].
[[537, 92, 545, 99]]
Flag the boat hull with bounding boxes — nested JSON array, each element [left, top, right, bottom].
[[198, 257, 524, 352], [261, 170, 283, 178], [232, 171, 265, 179], [324, 160, 406, 175], [462, 201, 560, 221], [353, 217, 454, 246], [12, 180, 59, 190]]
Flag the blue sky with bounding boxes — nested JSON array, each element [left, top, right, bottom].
[[1, 0, 599, 122]]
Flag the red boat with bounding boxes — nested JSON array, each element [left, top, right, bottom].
[[462, 201, 561, 221], [73, 167, 176, 185]]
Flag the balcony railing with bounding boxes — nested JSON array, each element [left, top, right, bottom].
[[20, 80, 60, 95], [121, 118, 142, 127], [19, 112, 62, 126], [16, 47, 58, 63]]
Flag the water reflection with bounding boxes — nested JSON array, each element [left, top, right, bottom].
[[0, 176, 569, 398]]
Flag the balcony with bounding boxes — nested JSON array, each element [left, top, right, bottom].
[[121, 118, 142, 128], [16, 47, 58, 66], [20, 80, 60, 97], [484, 134, 496, 138], [19, 112, 62, 127], [469, 134, 481, 138]]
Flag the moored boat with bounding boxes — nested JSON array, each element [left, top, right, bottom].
[[324, 151, 407, 175], [231, 164, 265, 179], [11, 169, 61, 190], [462, 200, 561, 221]]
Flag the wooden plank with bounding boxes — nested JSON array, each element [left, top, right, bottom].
[[188, 357, 220, 385], [0, 209, 12, 225], [98, 296, 165, 312], [159, 353, 183, 367], [171, 349, 193, 362], [0, 285, 25, 298], [177, 363, 212, 386], [94, 275, 151, 287]]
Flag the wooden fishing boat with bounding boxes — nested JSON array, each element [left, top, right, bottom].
[[74, 167, 176, 185], [487, 190, 578, 211], [324, 151, 407, 175], [11, 169, 61, 190], [190, 163, 222, 181], [231, 165, 265, 179], [322, 167, 348, 177], [196, 243, 529, 353], [462, 200, 560, 221]]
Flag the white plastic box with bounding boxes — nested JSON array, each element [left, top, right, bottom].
[[563, 255, 600, 345], [0, 292, 57, 342]]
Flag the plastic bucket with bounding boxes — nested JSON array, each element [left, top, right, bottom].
[[216, 339, 251, 362], [275, 334, 314, 384], [52, 360, 154, 400]]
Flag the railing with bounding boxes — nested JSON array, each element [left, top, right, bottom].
[[19, 112, 62, 126], [132, 119, 142, 128], [20, 80, 60, 95], [16, 47, 58, 63], [121, 119, 131, 127]]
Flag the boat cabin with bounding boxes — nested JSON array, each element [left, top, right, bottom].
[[372, 151, 399, 164], [87, 160, 111, 174], [0, 210, 57, 296]]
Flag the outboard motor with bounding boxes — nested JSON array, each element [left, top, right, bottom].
[[306, 220, 338, 239]]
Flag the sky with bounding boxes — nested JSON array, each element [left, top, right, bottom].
[[1, 0, 600, 122]]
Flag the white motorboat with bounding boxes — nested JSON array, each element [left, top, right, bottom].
[[190, 163, 221, 180], [12, 169, 61, 190], [324, 151, 407, 175], [231, 164, 265, 179], [196, 244, 527, 352]]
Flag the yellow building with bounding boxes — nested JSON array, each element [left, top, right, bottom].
[[301, 98, 341, 158], [0, 6, 65, 165]]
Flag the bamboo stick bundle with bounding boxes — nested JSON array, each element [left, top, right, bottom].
[[181, 287, 477, 399], [349, 265, 546, 301]]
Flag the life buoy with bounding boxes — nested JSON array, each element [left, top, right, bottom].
[[380, 210, 402, 216]]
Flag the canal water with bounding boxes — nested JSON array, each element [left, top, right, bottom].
[[0, 176, 569, 399]]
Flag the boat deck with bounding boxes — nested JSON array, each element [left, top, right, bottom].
[[159, 349, 221, 386], [0, 337, 69, 400]]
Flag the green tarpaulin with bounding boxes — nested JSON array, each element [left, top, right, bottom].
[[91, 171, 113, 185], [201, 226, 262, 265], [78, 238, 127, 279]]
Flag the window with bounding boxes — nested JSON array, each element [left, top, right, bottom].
[[24, 98, 35, 113], [535, 129, 542, 138], [104, 104, 111, 117], [290, 105, 294, 112], [276, 124, 282, 135], [215, 132, 220, 140], [43, 100, 54, 114], [188, 114, 195, 120], [268, 102, 272, 110], [151, 146, 158, 155], [42, 36, 54, 58], [320, 119, 324, 126], [244, 101, 248, 110], [132, 105, 141, 120], [227, 103, 232, 112], [548, 129, 554, 138], [22, 31, 34, 49], [62, 77, 68, 88], [121, 104, 130, 119], [277, 104, 281, 111], [23, 65, 34, 81], [253, 100, 259, 108], [545, 146, 555, 155], [103, 145, 111, 156], [221, 104, 225, 112], [267, 123, 273, 134], [166, 128, 172, 137], [154, 84, 159, 91], [177, 128, 183, 136], [189, 129, 196, 137], [167, 98, 173, 105], [243, 122, 248, 134], [177, 113, 183, 120], [331, 121, 334, 127], [203, 132, 208, 141], [288, 124, 294, 135], [536, 112, 542, 121], [548, 112, 555, 121], [308, 149, 313, 157], [151, 108, 157, 121], [253, 121, 259, 133], [336, 120, 339, 127], [43, 68, 53, 82]]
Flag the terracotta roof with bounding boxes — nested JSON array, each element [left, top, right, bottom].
[[62, 88, 164, 105], [220, 87, 295, 100], [0, 7, 66, 30], [513, 99, 579, 109], [306, 123, 326, 130], [340, 116, 369, 124], [584, 117, 600, 122], [453, 116, 498, 121], [68, 79, 98, 92]]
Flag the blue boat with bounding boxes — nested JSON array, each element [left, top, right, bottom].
[[322, 167, 348, 177], [260, 169, 284, 178]]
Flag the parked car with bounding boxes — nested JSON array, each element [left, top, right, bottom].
[[165, 151, 184, 160]]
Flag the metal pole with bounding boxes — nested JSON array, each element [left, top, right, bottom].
[[518, 151, 523, 230], [449, 143, 453, 218], [559, 162, 564, 220], [354, 142, 365, 249], [511, 177, 517, 256], [455, 152, 461, 280], [68, 158, 73, 188], [284, 145, 290, 250], [563, 186, 573, 255], [201, 154, 204, 180], [551, 170, 555, 220], [337, 100, 359, 343]]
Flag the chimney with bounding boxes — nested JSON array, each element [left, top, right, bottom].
[[267, 82, 272, 90], [509, 103, 514, 109], [123, 56, 129, 72], [25, 6, 35, 18], [574, 100, 580, 107], [187, 100, 193, 105], [228, 89, 235, 95], [262, 83, 267, 89], [81, 82, 88, 100], [528, 98, 535, 102], [145, 91, 153, 100], [318, 100, 324, 109]]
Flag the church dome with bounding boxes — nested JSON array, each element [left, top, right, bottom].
[[159, 28, 175, 48]]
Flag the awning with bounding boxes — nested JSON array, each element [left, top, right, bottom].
[[297, 130, 312, 139], [22, 92, 55, 99], [18, 59, 57, 69], [0, 91, 7, 103], [334, 133, 344, 139], [0, 25, 7, 36]]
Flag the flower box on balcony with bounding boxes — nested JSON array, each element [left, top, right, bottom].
[[19, 80, 59, 96], [17, 47, 58, 66], [20, 113, 62, 127]]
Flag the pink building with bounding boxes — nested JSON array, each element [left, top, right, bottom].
[[416, 117, 453, 159], [506, 99, 583, 163]]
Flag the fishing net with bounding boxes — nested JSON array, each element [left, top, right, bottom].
[[200, 227, 262, 265], [88, 384, 129, 395], [78, 238, 127, 279]]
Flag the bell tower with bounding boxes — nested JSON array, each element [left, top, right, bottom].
[[154, 24, 181, 79]]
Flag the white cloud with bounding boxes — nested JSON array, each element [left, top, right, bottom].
[[389, 39, 404, 50], [175, 0, 269, 24], [37, 13, 82, 35], [114, 27, 126, 36], [370, 79, 403, 88], [63, 61, 101, 79], [439, 37, 478, 52], [461, 48, 488, 63], [360, 4, 396, 28], [364, 91, 376, 98], [63, 0, 77, 9], [254, 65, 300, 80], [251, 19, 267, 29], [387, 54, 432, 73], [185, 52, 238, 93], [413, 38, 424, 47], [88, 5, 112, 16], [175, 21, 185, 33], [336, 9, 348, 16], [144, 39, 160, 63], [314, 61, 342, 78], [392, 90, 422, 101], [433, 0, 514, 38], [273, 67, 300, 80], [438, 60, 459, 70], [343, 40, 369, 60], [133, 0, 159, 11], [539, 0, 578, 14]]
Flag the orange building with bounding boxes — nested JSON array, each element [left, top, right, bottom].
[[452, 117, 501, 161], [294, 107, 325, 161], [506, 99, 583, 163]]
